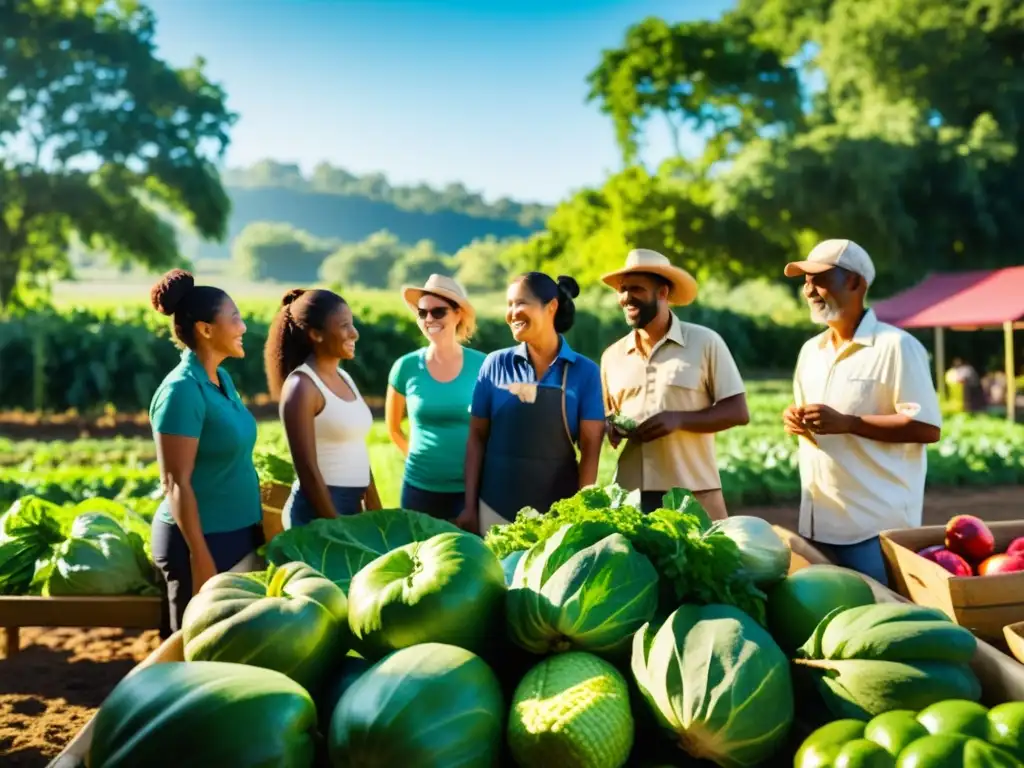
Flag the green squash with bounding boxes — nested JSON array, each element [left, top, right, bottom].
[[767, 564, 875, 652], [88, 661, 317, 767], [329, 643, 504, 767], [182, 561, 349, 691], [347, 531, 506, 659]]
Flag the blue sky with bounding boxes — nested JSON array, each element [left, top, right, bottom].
[[146, 0, 733, 204]]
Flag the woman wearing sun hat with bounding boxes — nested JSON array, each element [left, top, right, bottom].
[[385, 274, 486, 519]]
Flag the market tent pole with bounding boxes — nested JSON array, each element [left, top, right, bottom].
[[1005, 320, 1017, 423], [934, 327, 946, 400]]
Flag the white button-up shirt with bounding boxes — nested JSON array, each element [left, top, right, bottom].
[[793, 309, 942, 545]]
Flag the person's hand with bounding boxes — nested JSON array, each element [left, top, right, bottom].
[[190, 548, 217, 596], [801, 403, 855, 435], [633, 412, 684, 443], [455, 504, 480, 536], [783, 403, 808, 436]]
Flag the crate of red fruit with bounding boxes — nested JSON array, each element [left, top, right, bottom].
[[879, 516, 1024, 644]]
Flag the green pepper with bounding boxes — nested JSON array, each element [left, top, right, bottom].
[[795, 702, 1024, 768]]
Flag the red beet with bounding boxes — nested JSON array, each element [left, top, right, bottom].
[[932, 549, 974, 577], [945, 515, 996, 563], [1007, 537, 1024, 557], [978, 553, 1024, 576], [917, 544, 946, 562]]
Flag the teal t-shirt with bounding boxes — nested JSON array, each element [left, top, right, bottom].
[[388, 347, 486, 493], [149, 349, 262, 534]]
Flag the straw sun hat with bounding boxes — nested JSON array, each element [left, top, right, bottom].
[[401, 274, 477, 336], [600, 248, 698, 306]]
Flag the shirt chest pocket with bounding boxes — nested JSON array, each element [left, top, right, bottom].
[[832, 375, 888, 416], [657, 360, 705, 410]]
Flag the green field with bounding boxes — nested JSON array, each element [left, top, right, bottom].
[[3, 381, 1022, 516]]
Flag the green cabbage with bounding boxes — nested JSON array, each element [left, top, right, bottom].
[[506, 521, 659, 657], [707, 515, 790, 586], [264, 508, 461, 592], [41, 512, 159, 596], [0, 497, 65, 595], [632, 603, 795, 767]]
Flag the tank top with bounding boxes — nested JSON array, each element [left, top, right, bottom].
[[288, 363, 373, 488]]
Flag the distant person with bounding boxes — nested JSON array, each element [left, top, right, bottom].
[[459, 272, 605, 536], [599, 249, 749, 521], [385, 275, 485, 519], [264, 289, 381, 528], [148, 269, 263, 636], [782, 239, 942, 586]]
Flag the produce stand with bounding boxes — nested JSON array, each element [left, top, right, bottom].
[[880, 521, 1024, 643], [260, 481, 290, 543], [0, 596, 163, 659], [45, 529, 1024, 768]]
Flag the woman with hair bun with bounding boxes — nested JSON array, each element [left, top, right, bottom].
[[459, 272, 606, 536], [263, 288, 381, 528], [147, 269, 263, 635]]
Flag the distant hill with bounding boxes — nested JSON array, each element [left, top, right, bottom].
[[187, 160, 550, 259]]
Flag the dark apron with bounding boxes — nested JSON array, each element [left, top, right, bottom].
[[479, 364, 579, 522]]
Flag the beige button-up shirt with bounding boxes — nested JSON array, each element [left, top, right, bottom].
[[794, 309, 942, 545], [600, 315, 746, 493]]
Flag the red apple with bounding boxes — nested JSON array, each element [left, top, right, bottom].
[[978, 553, 1024, 576], [1007, 537, 1024, 557], [917, 544, 946, 562], [932, 549, 974, 577], [945, 515, 996, 563]]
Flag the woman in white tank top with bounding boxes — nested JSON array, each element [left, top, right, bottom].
[[264, 288, 381, 528]]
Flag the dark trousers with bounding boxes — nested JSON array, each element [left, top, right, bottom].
[[400, 481, 465, 520], [282, 481, 366, 529], [640, 491, 664, 514], [151, 519, 264, 638]]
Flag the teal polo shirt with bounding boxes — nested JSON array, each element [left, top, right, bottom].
[[149, 349, 262, 534]]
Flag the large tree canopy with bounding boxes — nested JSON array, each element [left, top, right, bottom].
[[522, 0, 1024, 295], [0, 0, 236, 307]]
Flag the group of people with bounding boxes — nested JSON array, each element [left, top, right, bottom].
[[146, 238, 943, 633]]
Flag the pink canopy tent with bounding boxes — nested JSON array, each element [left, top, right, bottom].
[[871, 266, 1024, 421]]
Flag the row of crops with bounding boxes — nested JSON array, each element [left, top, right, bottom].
[[2, 393, 1022, 513]]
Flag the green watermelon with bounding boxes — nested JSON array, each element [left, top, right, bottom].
[[767, 564, 875, 652], [181, 561, 349, 692], [88, 661, 317, 767], [346, 531, 506, 659], [329, 643, 504, 767]]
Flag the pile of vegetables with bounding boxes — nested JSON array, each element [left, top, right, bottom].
[[80, 487, 1024, 768], [0, 496, 158, 597]]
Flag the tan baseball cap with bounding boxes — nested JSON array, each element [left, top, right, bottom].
[[784, 239, 876, 287]]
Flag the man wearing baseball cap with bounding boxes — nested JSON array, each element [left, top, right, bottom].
[[599, 249, 750, 521], [784, 239, 942, 586]]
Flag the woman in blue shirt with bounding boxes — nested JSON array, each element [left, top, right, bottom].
[[460, 272, 606, 536], [386, 275, 486, 519]]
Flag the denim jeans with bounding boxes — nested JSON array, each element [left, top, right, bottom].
[[400, 481, 465, 520], [282, 481, 367, 529], [815, 536, 890, 587], [150, 519, 265, 637]]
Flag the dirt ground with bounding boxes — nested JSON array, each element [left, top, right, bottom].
[[1, 486, 1021, 768]]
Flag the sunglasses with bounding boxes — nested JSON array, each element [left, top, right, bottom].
[[417, 307, 450, 320]]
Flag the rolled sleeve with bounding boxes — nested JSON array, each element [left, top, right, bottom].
[[894, 334, 942, 428], [707, 332, 746, 402], [151, 379, 205, 438], [578, 362, 607, 422]]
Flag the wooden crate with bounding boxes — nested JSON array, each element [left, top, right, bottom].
[[880, 521, 1024, 643], [0, 596, 163, 658], [1006, 622, 1024, 665]]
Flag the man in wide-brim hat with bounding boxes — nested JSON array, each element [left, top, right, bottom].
[[598, 249, 750, 521]]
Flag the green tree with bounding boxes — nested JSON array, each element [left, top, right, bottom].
[[0, 0, 237, 308], [452, 236, 519, 292], [320, 229, 406, 289], [232, 222, 334, 283], [388, 239, 451, 289]]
